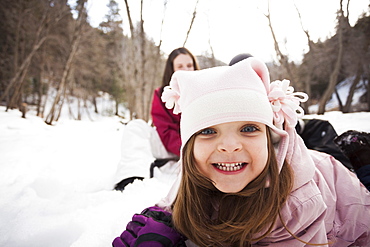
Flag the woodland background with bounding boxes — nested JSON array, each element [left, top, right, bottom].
[[0, 0, 369, 124]]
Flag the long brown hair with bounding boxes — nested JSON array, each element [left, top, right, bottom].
[[172, 128, 294, 247], [161, 47, 200, 89]]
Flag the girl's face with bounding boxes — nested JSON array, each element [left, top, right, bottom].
[[193, 121, 268, 193], [173, 54, 194, 72]]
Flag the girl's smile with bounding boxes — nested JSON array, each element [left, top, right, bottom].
[[193, 121, 268, 193], [212, 162, 247, 172]]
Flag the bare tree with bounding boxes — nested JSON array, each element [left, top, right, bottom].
[[317, 0, 350, 114], [1, 1, 68, 112], [122, 0, 136, 120], [294, 2, 314, 110], [147, 0, 168, 118], [342, 65, 362, 113], [341, 11, 370, 112], [45, 0, 87, 125], [98, 0, 126, 116], [122, 0, 144, 120], [138, 0, 147, 120], [263, 1, 300, 90], [123, 0, 135, 37], [122, 0, 164, 121]]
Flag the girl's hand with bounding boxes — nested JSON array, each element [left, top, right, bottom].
[[112, 206, 186, 247]]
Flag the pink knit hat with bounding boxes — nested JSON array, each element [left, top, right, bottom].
[[161, 57, 308, 172]]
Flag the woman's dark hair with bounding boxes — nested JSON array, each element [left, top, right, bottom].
[[161, 47, 200, 89]]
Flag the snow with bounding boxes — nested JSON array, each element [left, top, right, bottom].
[[327, 77, 367, 108], [0, 105, 369, 246], [0, 106, 175, 247]]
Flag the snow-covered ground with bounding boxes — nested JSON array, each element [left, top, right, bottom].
[[0, 106, 176, 247], [0, 105, 369, 247]]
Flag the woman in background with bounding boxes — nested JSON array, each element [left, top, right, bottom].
[[114, 48, 199, 191], [151, 47, 200, 158]]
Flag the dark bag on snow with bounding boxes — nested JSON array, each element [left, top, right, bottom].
[[296, 119, 352, 170]]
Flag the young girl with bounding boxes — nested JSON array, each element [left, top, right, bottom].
[[113, 57, 370, 246]]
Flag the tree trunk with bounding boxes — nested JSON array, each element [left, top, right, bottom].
[[93, 96, 98, 114], [2, 35, 48, 104], [317, 52, 343, 114], [55, 83, 68, 122], [147, 1, 167, 122], [1, 7, 49, 105], [45, 56, 72, 124], [139, 0, 146, 120], [36, 57, 45, 117], [123, 0, 135, 38], [334, 88, 343, 111], [39, 84, 49, 118], [67, 96, 76, 120], [317, 1, 346, 114], [77, 98, 81, 120], [124, 0, 150, 121], [84, 98, 93, 121], [342, 65, 362, 113], [6, 59, 31, 109], [13, 2, 23, 79], [366, 79, 370, 111], [45, 0, 87, 125], [122, 0, 136, 120], [115, 98, 119, 116]]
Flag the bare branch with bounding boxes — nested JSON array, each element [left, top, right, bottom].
[[264, 1, 285, 63], [293, 1, 313, 109], [157, 0, 168, 49], [206, 12, 216, 67], [293, 2, 313, 48], [264, 0, 297, 80], [123, 0, 135, 38], [183, 0, 199, 47]]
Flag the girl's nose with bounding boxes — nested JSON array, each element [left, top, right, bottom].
[[217, 135, 242, 153]]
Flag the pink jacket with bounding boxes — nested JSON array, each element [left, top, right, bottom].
[[151, 87, 181, 157], [251, 150, 370, 246]]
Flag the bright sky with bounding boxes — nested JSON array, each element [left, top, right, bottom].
[[85, 0, 369, 64]]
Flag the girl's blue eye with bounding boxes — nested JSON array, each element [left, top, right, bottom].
[[200, 128, 216, 135], [241, 125, 258, 133]]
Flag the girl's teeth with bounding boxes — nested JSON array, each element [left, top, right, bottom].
[[215, 163, 244, 171]]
